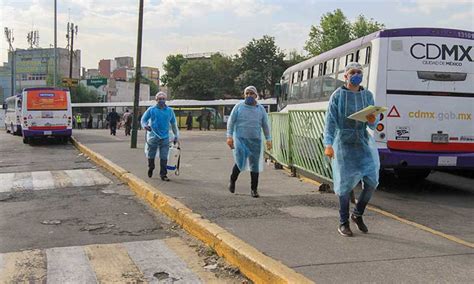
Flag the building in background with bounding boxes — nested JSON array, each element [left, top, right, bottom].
[[115, 56, 134, 69], [98, 59, 117, 78], [0, 47, 81, 101], [141, 66, 160, 86], [84, 68, 100, 79]]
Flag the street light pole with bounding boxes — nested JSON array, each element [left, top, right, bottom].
[[54, 0, 57, 87], [131, 0, 144, 149]]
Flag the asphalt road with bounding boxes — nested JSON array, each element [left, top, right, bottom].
[[0, 131, 244, 283]]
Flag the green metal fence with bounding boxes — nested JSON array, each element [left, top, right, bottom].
[[267, 110, 333, 182]]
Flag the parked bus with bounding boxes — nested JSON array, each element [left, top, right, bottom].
[[20, 87, 73, 144], [4, 94, 23, 135], [275, 27, 474, 179]]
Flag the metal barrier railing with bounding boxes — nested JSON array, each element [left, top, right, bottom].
[[267, 110, 333, 183]]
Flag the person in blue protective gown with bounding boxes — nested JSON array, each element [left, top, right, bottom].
[[323, 62, 380, 237], [141, 92, 179, 181], [226, 86, 272, 198]]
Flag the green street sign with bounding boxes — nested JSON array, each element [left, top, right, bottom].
[[86, 78, 107, 88]]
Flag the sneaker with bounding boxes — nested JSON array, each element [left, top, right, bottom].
[[228, 180, 236, 193], [161, 176, 170, 182], [351, 214, 368, 233], [251, 189, 259, 198], [338, 222, 353, 237]]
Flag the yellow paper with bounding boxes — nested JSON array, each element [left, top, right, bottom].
[[347, 105, 388, 122]]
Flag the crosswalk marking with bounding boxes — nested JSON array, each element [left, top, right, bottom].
[[125, 239, 202, 283], [0, 169, 111, 193], [46, 246, 97, 284], [0, 239, 204, 283], [0, 250, 46, 283]]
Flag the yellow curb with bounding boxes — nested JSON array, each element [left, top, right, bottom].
[[72, 137, 314, 284], [367, 205, 474, 249]]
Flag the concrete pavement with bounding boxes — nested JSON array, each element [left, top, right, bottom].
[[73, 129, 474, 283]]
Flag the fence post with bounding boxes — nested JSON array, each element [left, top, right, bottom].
[[287, 111, 297, 176]]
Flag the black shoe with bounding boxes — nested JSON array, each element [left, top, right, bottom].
[[351, 214, 368, 233], [251, 189, 259, 198], [338, 222, 353, 237], [161, 176, 170, 181], [229, 180, 236, 193], [148, 168, 153, 178]]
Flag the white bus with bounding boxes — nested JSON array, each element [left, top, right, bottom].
[[4, 94, 23, 135], [20, 87, 73, 144], [276, 27, 473, 178]]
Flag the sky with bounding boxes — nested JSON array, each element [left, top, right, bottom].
[[1, 0, 473, 71]]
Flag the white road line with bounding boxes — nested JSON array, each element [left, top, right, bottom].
[[46, 246, 97, 284], [82, 169, 112, 186], [124, 239, 201, 284], [32, 171, 55, 190], [0, 173, 15, 193], [12, 172, 33, 191], [64, 169, 96, 187]]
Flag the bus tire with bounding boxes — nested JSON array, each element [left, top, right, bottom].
[[394, 169, 431, 181]]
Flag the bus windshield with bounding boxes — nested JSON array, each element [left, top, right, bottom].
[[26, 90, 68, 110]]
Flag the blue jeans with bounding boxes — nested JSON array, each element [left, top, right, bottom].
[[147, 138, 169, 177], [338, 183, 376, 224]]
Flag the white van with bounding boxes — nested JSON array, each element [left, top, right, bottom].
[[20, 87, 73, 144], [4, 94, 22, 135]]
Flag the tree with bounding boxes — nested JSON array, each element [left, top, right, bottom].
[[70, 84, 100, 103], [304, 9, 352, 56], [46, 73, 64, 87], [173, 60, 218, 100], [210, 54, 239, 98], [285, 50, 308, 68], [161, 54, 187, 92], [351, 15, 385, 39], [238, 35, 286, 97], [305, 10, 385, 56]]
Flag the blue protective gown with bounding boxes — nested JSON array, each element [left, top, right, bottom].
[[227, 102, 271, 172], [141, 105, 179, 159], [323, 87, 380, 196]]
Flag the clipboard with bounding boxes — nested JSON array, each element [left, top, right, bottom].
[[347, 105, 387, 122]]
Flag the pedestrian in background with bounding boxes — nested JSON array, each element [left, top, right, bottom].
[[323, 62, 380, 237], [123, 109, 132, 136], [226, 86, 272, 198], [76, 114, 82, 129], [186, 112, 193, 130], [206, 112, 212, 131], [87, 114, 93, 129], [141, 92, 179, 181], [106, 108, 120, 136]]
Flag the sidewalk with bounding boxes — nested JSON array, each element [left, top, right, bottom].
[[74, 129, 473, 283]]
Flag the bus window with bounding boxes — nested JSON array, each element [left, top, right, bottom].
[[318, 63, 323, 77], [292, 72, 298, 84], [310, 77, 323, 101], [358, 48, 367, 65], [302, 69, 309, 81], [366, 46, 371, 64], [311, 66, 316, 78], [345, 53, 354, 65]]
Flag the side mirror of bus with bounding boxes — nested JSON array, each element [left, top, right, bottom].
[[274, 83, 281, 98], [2, 103, 6, 110]]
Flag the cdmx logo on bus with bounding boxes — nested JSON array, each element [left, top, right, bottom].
[[410, 43, 473, 66]]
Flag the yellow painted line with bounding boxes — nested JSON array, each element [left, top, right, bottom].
[[367, 205, 474, 249], [0, 250, 46, 283], [84, 243, 146, 283], [72, 137, 314, 284]]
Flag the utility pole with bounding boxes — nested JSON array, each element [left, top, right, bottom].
[[131, 0, 144, 149], [4, 27, 15, 96], [66, 22, 78, 79], [54, 0, 57, 87]]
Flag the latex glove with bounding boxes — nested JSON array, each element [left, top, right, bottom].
[[266, 141, 272, 151], [366, 113, 376, 124], [144, 125, 151, 131], [226, 137, 234, 149], [324, 146, 334, 159]]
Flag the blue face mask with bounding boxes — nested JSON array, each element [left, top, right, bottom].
[[245, 96, 256, 105], [158, 100, 166, 107], [349, 73, 363, 86]]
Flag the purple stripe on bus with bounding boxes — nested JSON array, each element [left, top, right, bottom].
[[378, 28, 473, 40], [23, 129, 72, 137], [379, 148, 474, 169]]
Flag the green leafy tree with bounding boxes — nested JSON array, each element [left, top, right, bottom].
[[161, 54, 187, 92], [173, 60, 217, 100], [70, 84, 100, 103], [210, 54, 239, 98], [351, 15, 385, 39], [304, 9, 352, 56], [238, 35, 286, 97]]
